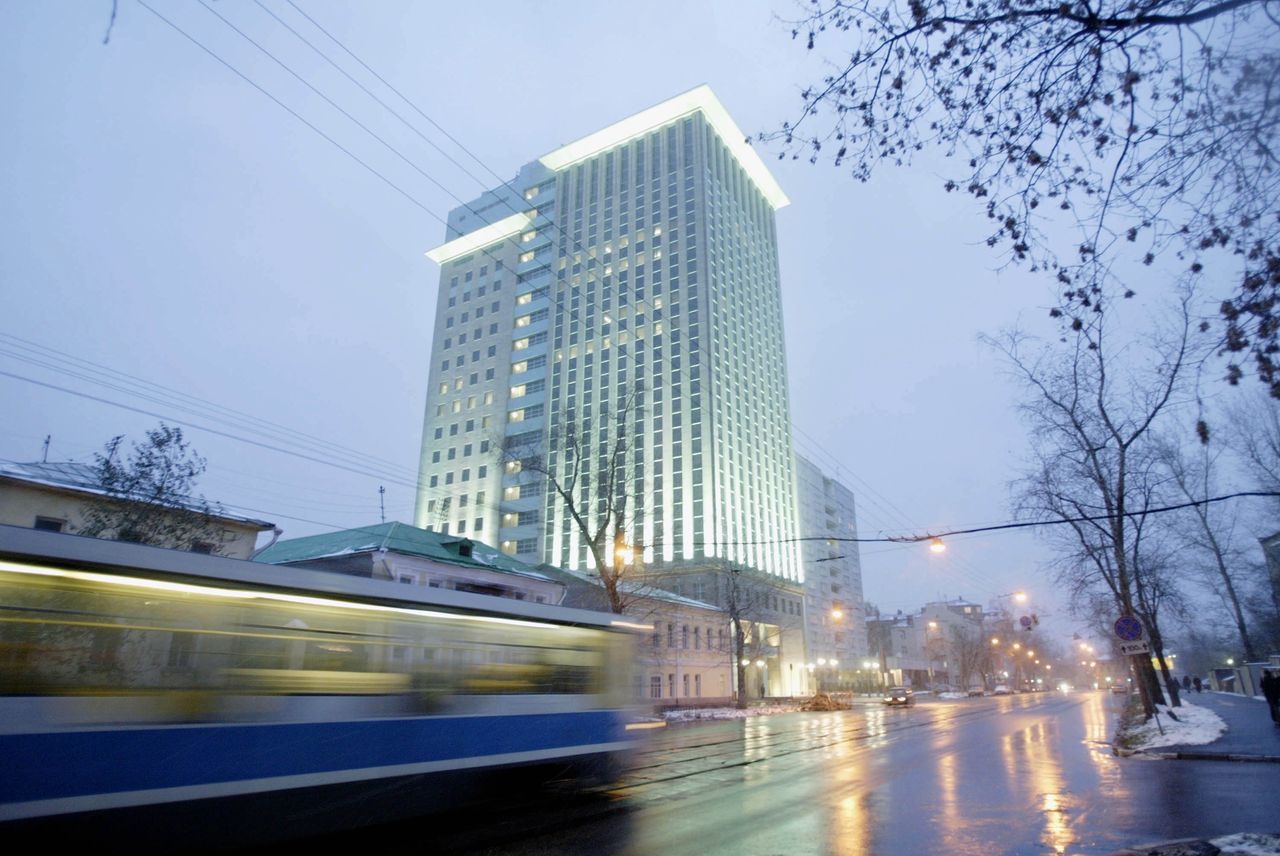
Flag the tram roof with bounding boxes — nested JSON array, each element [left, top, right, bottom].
[[0, 525, 628, 630]]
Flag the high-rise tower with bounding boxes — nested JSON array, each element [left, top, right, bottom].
[[415, 86, 801, 587]]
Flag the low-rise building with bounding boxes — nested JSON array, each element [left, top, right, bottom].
[[867, 598, 987, 689], [254, 522, 565, 605], [0, 461, 274, 559]]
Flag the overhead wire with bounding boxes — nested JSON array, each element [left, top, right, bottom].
[[70, 1, 1147, 585]]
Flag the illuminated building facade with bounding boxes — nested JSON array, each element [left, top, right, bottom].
[[414, 86, 802, 595]]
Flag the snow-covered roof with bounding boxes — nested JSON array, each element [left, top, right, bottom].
[[254, 521, 552, 581], [0, 460, 274, 529]]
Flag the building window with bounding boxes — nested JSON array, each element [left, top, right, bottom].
[[682, 674, 690, 697], [668, 673, 676, 698], [32, 517, 65, 533], [650, 675, 662, 699]]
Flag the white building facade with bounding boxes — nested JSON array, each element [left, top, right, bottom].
[[794, 453, 866, 685], [414, 87, 803, 595]]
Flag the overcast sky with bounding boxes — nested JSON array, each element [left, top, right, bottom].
[[4, 1, 1223, 643]]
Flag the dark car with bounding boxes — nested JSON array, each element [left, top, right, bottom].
[[883, 686, 914, 706]]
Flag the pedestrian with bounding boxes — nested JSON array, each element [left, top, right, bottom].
[[1182, 675, 1191, 691], [1261, 670, 1280, 725], [1193, 676, 1203, 693], [1165, 674, 1181, 707]]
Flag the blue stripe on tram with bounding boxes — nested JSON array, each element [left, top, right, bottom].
[[0, 711, 622, 803]]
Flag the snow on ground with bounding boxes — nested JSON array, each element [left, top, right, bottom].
[[1124, 699, 1227, 750], [938, 692, 968, 700], [1211, 833, 1280, 856], [662, 705, 801, 722]]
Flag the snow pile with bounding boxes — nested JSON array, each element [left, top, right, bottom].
[[1210, 833, 1280, 856], [1125, 700, 1227, 750], [938, 692, 968, 700], [663, 705, 800, 722]]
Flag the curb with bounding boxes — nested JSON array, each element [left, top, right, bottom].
[[1138, 750, 1280, 763], [1108, 832, 1280, 856]]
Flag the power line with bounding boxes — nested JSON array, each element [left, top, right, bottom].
[[695, 491, 1280, 546], [122, 2, 1084, 587]]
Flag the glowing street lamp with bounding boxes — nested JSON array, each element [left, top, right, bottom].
[[929, 537, 947, 554]]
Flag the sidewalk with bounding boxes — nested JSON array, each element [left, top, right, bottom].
[[1157, 691, 1280, 760]]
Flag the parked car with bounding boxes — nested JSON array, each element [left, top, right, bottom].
[[992, 684, 1012, 695], [1110, 683, 1129, 694], [966, 686, 986, 697], [883, 686, 914, 706]]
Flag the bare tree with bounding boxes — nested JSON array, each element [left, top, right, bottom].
[[1156, 435, 1260, 660], [79, 424, 231, 554], [950, 624, 991, 690], [768, 0, 1278, 393], [499, 387, 646, 614], [709, 565, 807, 707], [989, 294, 1198, 715]]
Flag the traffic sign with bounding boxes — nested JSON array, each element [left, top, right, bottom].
[[1119, 640, 1151, 656], [1114, 615, 1144, 642], [1019, 615, 1033, 629]]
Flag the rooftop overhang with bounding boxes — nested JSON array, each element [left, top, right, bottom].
[[538, 84, 789, 211], [424, 211, 534, 266]]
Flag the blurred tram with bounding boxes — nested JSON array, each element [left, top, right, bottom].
[[0, 525, 636, 841]]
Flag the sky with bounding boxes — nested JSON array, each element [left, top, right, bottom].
[[1, 0, 1221, 645]]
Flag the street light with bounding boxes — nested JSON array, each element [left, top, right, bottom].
[[929, 537, 946, 553]]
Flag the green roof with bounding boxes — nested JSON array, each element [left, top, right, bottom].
[[253, 522, 551, 581]]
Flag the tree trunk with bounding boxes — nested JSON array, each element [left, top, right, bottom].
[[733, 616, 747, 710]]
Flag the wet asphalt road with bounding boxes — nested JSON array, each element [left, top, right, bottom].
[[357, 691, 1280, 856]]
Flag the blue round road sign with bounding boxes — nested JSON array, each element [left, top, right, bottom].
[[1114, 615, 1144, 641]]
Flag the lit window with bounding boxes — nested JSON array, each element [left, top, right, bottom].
[[515, 315, 532, 328], [511, 384, 527, 398], [451, 400, 462, 413], [484, 391, 494, 405], [509, 410, 524, 423], [517, 293, 532, 306], [524, 187, 538, 201], [514, 338, 530, 351], [519, 250, 536, 264], [506, 460, 522, 473], [521, 230, 537, 243], [513, 360, 528, 374]]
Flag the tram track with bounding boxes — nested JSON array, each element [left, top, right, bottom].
[[615, 694, 1075, 797]]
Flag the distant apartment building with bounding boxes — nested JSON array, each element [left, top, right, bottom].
[[794, 453, 866, 680], [867, 599, 985, 689]]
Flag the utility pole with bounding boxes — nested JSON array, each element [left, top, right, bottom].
[[41, 435, 50, 463], [379, 486, 385, 524]]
